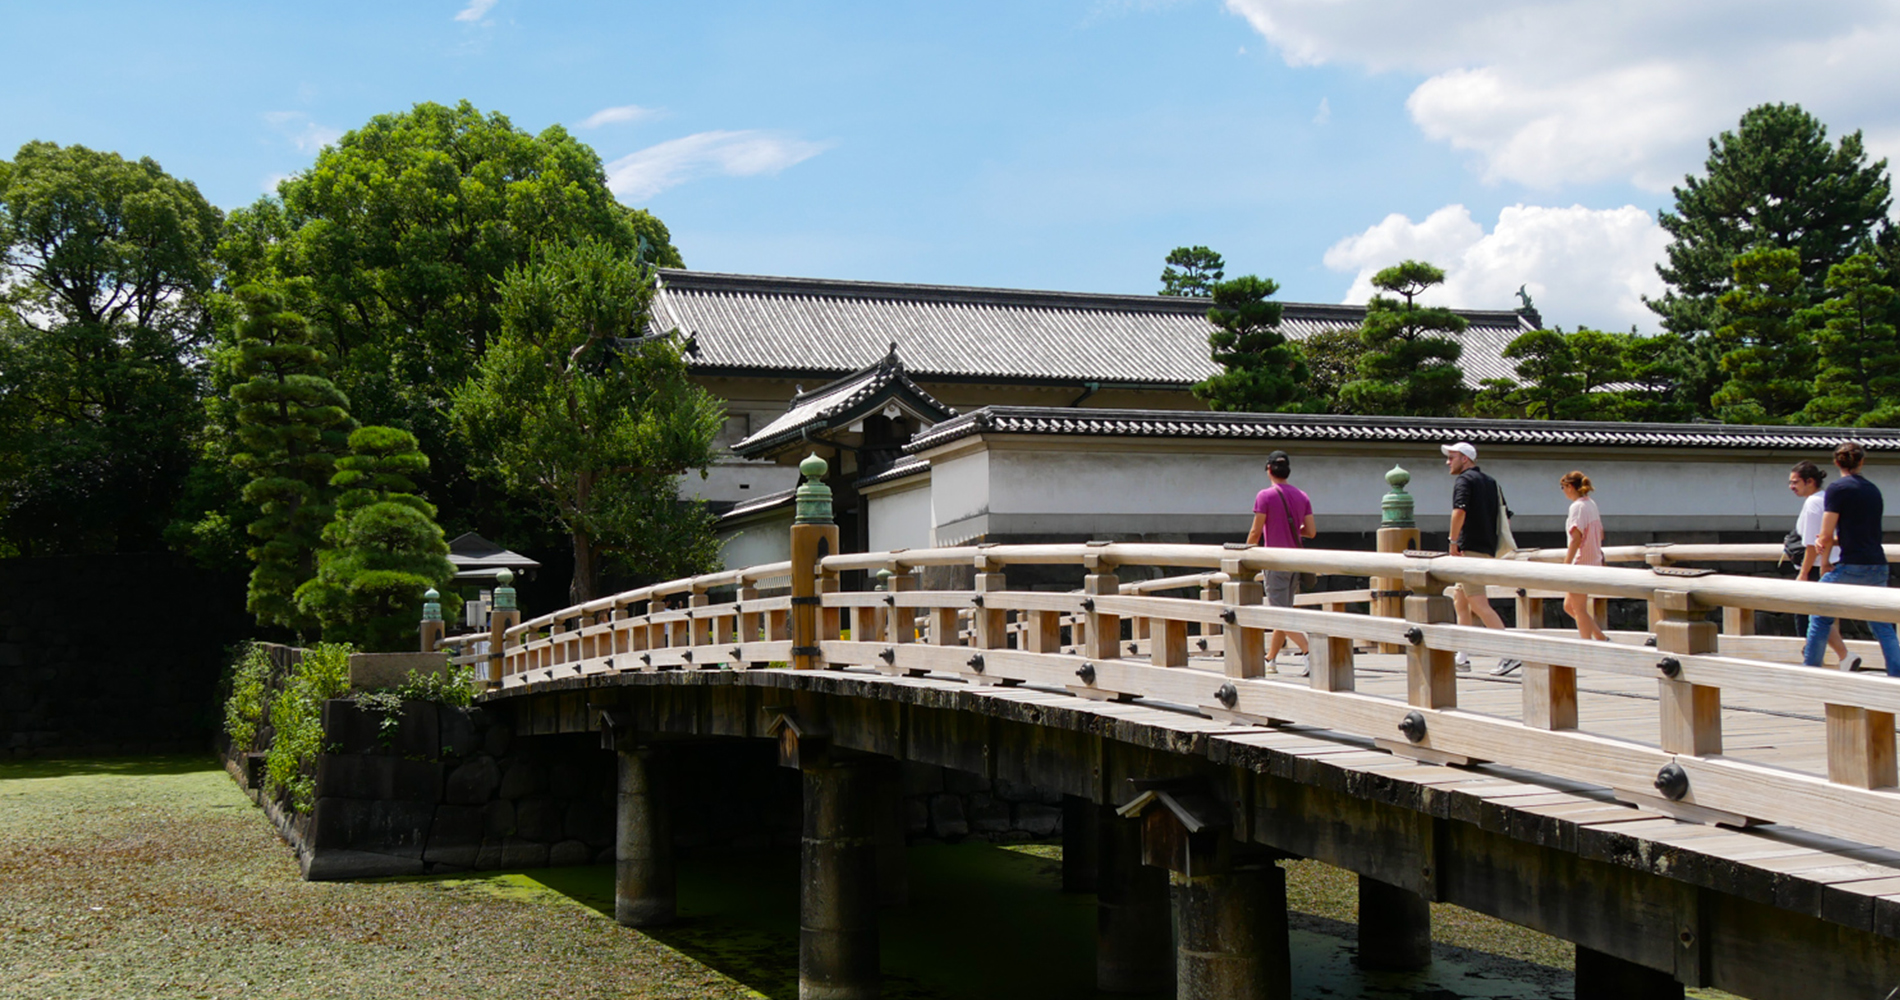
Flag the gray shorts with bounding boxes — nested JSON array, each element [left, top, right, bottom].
[[1266, 571, 1298, 609]]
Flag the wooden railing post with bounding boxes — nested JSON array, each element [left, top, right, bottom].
[[789, 454, 839, 672], [1220, 556, 1265, 679], [885, 569, 917, 645], [1826, 705, 1898, 788], [487, 570, 521, 688], [1652, 589, 1721, 756], [1402, 564, 1456, 709], [689, 587, 711, 649], [420, 588, 446, 653], [1083, 545, 1121, 662]]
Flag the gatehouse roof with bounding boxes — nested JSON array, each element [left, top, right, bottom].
[[652, 269, 1537, 388]]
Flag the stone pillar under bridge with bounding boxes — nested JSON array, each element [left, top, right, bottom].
[[800, 756, 881, 1000], [1095, 804, 1172, 993], [614, 745, 674, 927]]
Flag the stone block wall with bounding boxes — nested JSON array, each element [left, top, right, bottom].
[[1, 554, 254, 757], [230, 700, 1064, 880]]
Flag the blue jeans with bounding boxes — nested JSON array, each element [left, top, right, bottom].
[[1803, 563, 1900, 674]]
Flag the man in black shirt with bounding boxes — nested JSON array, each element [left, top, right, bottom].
[[1803, 441, 1900, 673], [1442, 442, 1522, 674]]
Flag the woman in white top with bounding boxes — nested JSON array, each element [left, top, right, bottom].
[[1561, 471, 1610, 642], [1789, 460, 1855, 669]]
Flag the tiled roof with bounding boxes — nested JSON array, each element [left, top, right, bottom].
[[721, 487, 796, 521], [732, 346, 959, 458], [853, 454, 929, 489], [653, 269, 1535, 388], [906, 407, 1900, 455]]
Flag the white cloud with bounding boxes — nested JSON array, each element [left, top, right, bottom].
[[1224, 0, 1900, 191], [261, 172, 293, 195], [454, 0, 497, 22], [1323, 204, 1670, 329], [578, 104, 659, 129], [604, 130, 834, 201], [263, 111, 342, 154], [1312, 97, 1330, 126]]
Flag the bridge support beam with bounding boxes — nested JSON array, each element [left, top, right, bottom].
[[1174, 861, 1291, 1000], [872, 758, 907, 908], [615, 746, 675, 927], [1357, 874, 1432, 971], [1097, 807, 1172, 993], [1061, 795, 1097, 893], [1576, 945, 1684, 1000], [801, 756, 881, 1000]]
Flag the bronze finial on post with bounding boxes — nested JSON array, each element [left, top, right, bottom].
[[487, 568, 522, 688], [419, 587, 446, 653], [790, 453, 839, 671], [1373, 465, 1420, 648]]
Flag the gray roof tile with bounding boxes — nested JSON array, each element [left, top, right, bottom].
[[654, 269, 1535, 388]]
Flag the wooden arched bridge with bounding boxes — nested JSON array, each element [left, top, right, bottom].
[[442, 460, 1900, 1000]]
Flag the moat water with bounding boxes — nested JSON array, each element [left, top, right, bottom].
[[428, 842, 1590, 999]]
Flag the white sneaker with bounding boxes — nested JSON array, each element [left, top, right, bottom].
[[1454, 651, 1472, 673], [1284, 651, 1309, 677], [1491, 658, 1524, 677], [1842, 654, 1868, 672]]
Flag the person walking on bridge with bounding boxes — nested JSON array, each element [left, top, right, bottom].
[[1559, 471, 1610, 643], [1790, 460, 1856, 670], [1442, 442, 1525, 675], [1247, 450, 1316, 672], [1803, 442, 1900, 674]]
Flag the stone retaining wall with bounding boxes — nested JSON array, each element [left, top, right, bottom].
[[229, 694, 1065, 879]]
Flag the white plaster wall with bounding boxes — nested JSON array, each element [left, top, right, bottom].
[[942, 441, 1900, 540], [868, 482, 933, 553], [930, 448, 991, 545], [717, 515, 792, 571]]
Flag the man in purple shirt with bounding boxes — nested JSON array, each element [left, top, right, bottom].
[[1246, 450, 1316, 671]]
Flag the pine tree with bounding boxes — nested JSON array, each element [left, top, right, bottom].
[[1336, 261, 1467, 417], [1709, 247, 1812, 423], [1190, 276, 1310, 412], [228, 284, 353, 631], [1159, 246, 1225, 297], [1802, 253, 1900, 427], [297, 425, 459, 651]]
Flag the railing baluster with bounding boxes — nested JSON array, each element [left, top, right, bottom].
[[1221, 560, 1265, 679], [1083, 569, 1121, 662], [1653, 589, 1721, 756], [1521, 663, 1577, 730], [1401, 566, 1456, 709], [1826, 705, 1898, 788]]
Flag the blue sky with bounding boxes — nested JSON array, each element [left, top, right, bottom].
[[6, 1, 1898, 330]]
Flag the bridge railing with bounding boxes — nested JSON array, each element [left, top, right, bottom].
[[475, 461, 1900, 854]]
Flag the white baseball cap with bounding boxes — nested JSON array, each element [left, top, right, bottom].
[[1440, 442, 1477, 461]]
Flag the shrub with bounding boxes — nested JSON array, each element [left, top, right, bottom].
[[353, 661, 477, 748], [263, 642, 352, 813], [223, 642, 275, 753]]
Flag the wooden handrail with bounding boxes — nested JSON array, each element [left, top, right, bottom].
[[492, 539, 1900, 853]]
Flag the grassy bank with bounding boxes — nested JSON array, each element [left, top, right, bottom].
[[1, 755, 1736, 1000], [0, 756, 752, 1000]]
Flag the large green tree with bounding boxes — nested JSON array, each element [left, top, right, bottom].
[[0, 142, 222, 555], [452, 239, 722, 603], [228, 100, 683, 542], [1651, 103, 1891, 338], [297, 426, 459, 650], [1801, 253, 1900, 427], [1709, 247, 1813, 423], [227, 284, 353, 631], [1476, 328, 1685, 422], [1159, 246, 1224, 297], [1190, 276, 1310, 412], [1336, 260, 1467, 417]]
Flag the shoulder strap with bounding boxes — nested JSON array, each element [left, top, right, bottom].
[[1271, 486, 1301, 547]]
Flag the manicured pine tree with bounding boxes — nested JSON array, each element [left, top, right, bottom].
[[1801, 253, 1900, 427], [296, 425, 459, 651], [1191, 276, 1311, 412], [1336, 260, 1467, 417], [1709, 247, 1813, 423], [1159, 246, 1225, 297], [228, 284, 353, 631]]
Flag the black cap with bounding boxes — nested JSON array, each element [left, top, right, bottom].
[[1266, 450, 1291, 474]]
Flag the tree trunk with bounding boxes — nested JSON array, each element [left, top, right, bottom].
[[572, 529, 598, 605]]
